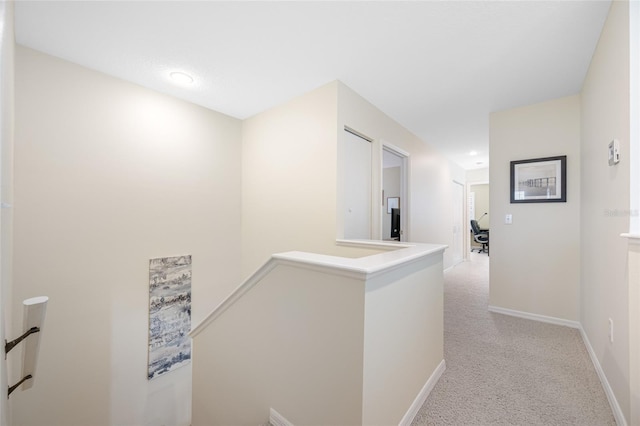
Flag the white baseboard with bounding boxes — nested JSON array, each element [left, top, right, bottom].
[[488, 305, 580, 329], [270, 407, 294, 426], [272, 360, 445, 426], [399, 359, 446, 426], [579, 327, 627, 426], [444, 258, 465, 273], [487, 305, 626, 425]]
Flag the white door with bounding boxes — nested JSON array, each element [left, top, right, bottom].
[[452, 181, 464, 264], [344, 130, 372, 239]]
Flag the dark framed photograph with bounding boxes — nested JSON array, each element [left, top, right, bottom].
[[510, 155, 566, 203]]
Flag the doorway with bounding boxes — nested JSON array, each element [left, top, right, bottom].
[[382, 146, 408, 241], [469, 183, 489, 254]]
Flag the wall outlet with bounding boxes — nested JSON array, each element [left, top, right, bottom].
[[505, 214, 513, 225], [609, 318, 614, 343]]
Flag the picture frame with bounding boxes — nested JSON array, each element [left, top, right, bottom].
[[387, 197, 399, 214], [510, 155, 566, 203], [148, 255, 192, 380]]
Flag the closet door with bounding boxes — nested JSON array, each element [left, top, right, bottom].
[[344, 129, 372, 240]]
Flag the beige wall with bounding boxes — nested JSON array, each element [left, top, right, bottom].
[[10, 51, 460, 423], [241, 82, 340, 277], [192, 248, 444, 425], [362, 255, 443, 424], [242, 81, 464, 275], [338, 82, 465, 269], [12, 47, 242, 426], [0, 2, 14, 424], [489, 95, 581, 321], [192, 264, 367, 425], [580, 0, 631, 421]]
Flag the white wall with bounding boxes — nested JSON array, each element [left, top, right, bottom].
[[466, 167, 489, 183], [338, 82, 464, 270], [12, 47, 242, 426], [489, 95, 581, 321], [580, 1, 631, 421], [0, 2, 15, 424]]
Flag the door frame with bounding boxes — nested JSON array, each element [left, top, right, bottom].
[[452, 179, 465, 265]]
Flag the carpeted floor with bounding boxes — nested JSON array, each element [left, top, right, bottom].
[[412, 252, 616, 426]]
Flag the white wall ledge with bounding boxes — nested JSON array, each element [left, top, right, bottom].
[[335, 238, 413, 251], [190, 241, 447, 338], [277, 241, 446, 280]]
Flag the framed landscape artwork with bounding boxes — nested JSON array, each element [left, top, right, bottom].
[[510, 156, 567, 203], [148, 255, 192, 380]]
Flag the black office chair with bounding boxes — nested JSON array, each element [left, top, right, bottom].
[[470, 219, 489, 255]]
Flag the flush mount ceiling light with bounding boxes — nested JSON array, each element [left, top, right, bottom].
[[469, 150, 478, 156], [169, 71, 194, 86]]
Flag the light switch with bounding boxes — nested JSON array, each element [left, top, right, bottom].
[[608, 139, 620, 165], [505, 214, 513, 225]]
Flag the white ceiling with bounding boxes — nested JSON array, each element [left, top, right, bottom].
[[14, 1, 611, 170]]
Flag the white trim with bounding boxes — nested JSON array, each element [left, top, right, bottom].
[[274, 245, 445, 281], [622, 233, 640, 245], [487, 305, 580, 329], [270, 408, 294, 426], [344, 125, 373, 143], [443, 257, 464, 273], [382, 142, 410, 159], [189, 260, 278, 338], [579, 327, 628, 426], [335, 239, 411, 251], [399, 359, 446, 426], [629, 0, 640, 235]]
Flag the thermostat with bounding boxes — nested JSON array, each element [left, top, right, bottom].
[[608, 139, 620, 165]]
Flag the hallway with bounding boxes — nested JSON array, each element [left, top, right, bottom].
[[412, 252, 616, 425]]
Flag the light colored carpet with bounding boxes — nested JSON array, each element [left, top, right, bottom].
[[412, 252, 616, 425]]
